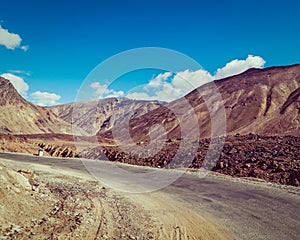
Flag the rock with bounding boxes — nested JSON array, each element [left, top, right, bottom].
[[10, 171, 32, 191], [229, 147, 238, 154], [219, 162, 224, 169]]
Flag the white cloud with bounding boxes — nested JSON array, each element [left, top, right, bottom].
[[214, 55, 266, 79], [152, 83, 182, 102], [144, 72, 172, 90], [126, 92, 155, 101], [125, 55, 266, 102], [0, 25, 28, 51], [90, 82, 124, 99], [0, 73, 29, 97], [9, 70, 31, 76], [172, 69, 213, 94], [30, 91, 61, 106], [127, 69, 213, 102], [20, 45, 29, 52]]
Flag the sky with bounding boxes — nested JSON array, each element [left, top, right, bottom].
[[0, 0, 299, 105]]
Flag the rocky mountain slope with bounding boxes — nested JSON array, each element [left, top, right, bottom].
[[0, 77, 76, 135], [215, 64, 300, 136], [102, 64, 300, 144], [49, 98, 165, 135]]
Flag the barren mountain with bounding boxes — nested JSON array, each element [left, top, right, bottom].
[[215, 64, 300, 136], [0, 76, 76, 135], [49, 98, 164, 135], [104, 64, 300, 143]]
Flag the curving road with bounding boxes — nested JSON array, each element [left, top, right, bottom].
[[0, 152, 299, 240]]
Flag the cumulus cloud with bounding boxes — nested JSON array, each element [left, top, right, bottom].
[[126, 55, 266, 102], [152, 83, 182, 102], [172, 69, 213, 95], [214, 55, 266, 79], [0, 25, 27, 51], [126, 69, 213, 102], [144, 72, 172, 90], [90, 82, 124, 99], [30, 91, 61, 106], [0, 73, 29, 97]]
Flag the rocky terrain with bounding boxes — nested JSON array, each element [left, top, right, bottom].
[[80, 134, 300, 187], [0, 161, 159, 239], [212, 134, 300, 186], [0, 134, 38, 154], [2, 132, 298, 187]]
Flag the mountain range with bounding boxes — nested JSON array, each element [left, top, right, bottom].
[[0, 64, 299, 138]]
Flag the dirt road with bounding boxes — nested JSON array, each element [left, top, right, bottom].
[[0, 152, 299, 240], [0, 153, 233, 240]]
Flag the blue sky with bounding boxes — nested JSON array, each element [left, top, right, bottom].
[[0, 0, 299, 105]]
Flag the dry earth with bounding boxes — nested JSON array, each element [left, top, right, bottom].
[[0, 158, 234, 240]]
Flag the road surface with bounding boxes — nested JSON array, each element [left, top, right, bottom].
[[0, 152, 299, 240]]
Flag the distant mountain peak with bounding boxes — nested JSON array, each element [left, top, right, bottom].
[[0, 76, 26, 106], [0, 76, 79, 135]]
